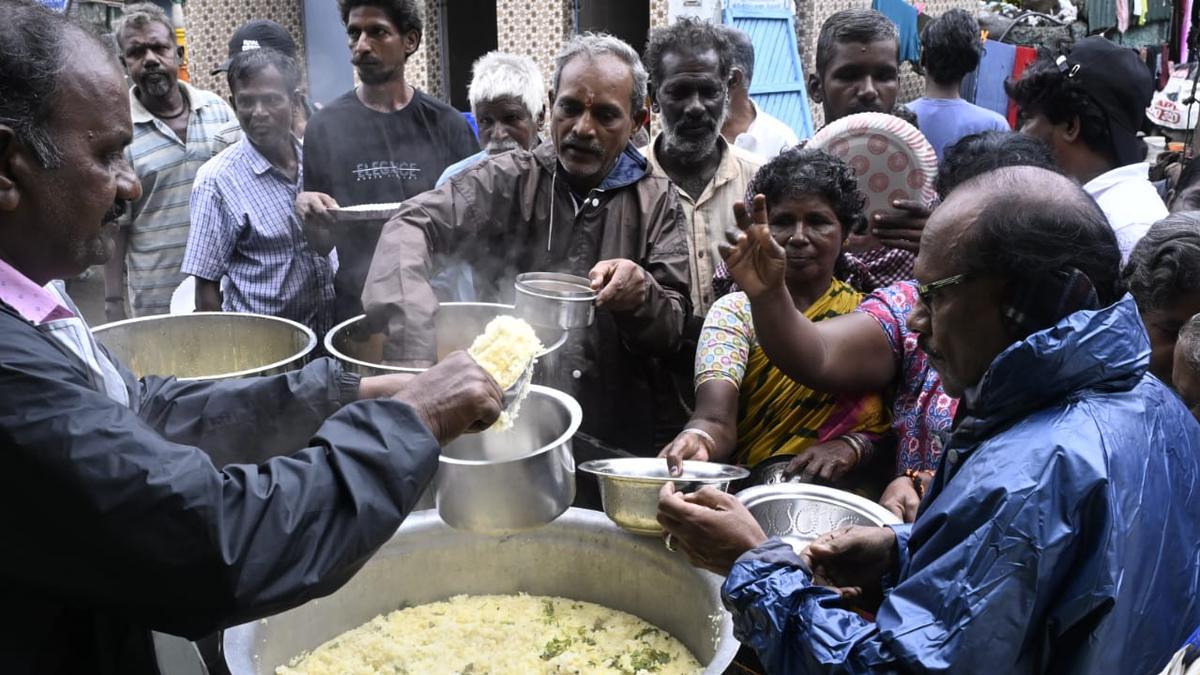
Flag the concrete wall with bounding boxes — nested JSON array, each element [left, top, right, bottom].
[[184, 0, 306, 99]]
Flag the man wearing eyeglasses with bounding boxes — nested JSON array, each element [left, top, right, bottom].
[[657, 166, 1200, 673]]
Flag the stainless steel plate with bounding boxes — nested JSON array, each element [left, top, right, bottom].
[[736, 483, 901, 552], [329, 202, 403, 223]]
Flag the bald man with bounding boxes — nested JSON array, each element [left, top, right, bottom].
[[659, 166, 1200, 674]]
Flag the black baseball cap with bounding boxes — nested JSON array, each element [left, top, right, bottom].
[[1056, 36, 1153, 166], [212, 19, 297, 75]]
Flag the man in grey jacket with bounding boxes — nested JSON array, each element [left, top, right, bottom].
[[362, 33, 693, 455], [0, 4, 501, 672]]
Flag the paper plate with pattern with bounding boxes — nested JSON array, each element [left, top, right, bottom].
[[808, 112, 938, 224]]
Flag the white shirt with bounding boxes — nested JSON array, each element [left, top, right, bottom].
[[1082, 162, 1168, 262], [734, 100, 800, 160]]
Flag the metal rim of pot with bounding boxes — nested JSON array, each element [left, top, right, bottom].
[[578, 458, 750, 486], [439, 384, 582, 467], [323, 305, 568, 376], [514, 272, 597, 302], [92, 311, 317, 381]]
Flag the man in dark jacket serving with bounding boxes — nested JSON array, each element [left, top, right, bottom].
[[0, 3, 501, 672], [361, 32, 693, 456]]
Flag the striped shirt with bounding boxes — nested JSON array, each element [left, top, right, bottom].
[[641, 136, 763, 315], [182, 138, 335, 337], [120, 81, 238, 316]]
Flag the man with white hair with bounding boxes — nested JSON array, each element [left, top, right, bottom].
[[429, 53, 546, 301], [436, 51, 546, 186], [362, 33, 693, 457]]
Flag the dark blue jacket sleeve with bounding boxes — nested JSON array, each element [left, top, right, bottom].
[[1, 336, 439, 639], [122, 356, 360, 466], [723, 451, 1097, 675]]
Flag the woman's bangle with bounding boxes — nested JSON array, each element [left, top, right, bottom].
[[680, 427, 716, 453], [839, 434, 872, 465], [849, 433, 875, 462], [838, 435, 863, 464]]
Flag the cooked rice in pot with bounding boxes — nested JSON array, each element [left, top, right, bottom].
[[276, 593, 703, 675]]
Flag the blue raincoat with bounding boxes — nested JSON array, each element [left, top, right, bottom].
[[723, 296, 1200, 674]]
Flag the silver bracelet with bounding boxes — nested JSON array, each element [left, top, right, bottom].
[[681, 427, 717, 452], [839, 434, 865, 464]]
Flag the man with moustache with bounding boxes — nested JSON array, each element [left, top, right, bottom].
[[362, 33, 693, 457], [297, 0, 479, 323], [182, 49, 335, 337], [429, 51, 547, 301], [0, 3, 504, 671], [640, 18, 763, 318], [104, 2, 239, 320], [436, 51, 546, 187]]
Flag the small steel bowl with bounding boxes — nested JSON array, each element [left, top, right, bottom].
[[736, 483, 901, 553], [579, 458, 750, 536], [514, 272, 596, 330]]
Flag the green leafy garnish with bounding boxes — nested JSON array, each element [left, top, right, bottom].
[[540, 636, 572, 660]]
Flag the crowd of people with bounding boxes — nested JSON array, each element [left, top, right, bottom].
[[3, 0, 1200, 671]]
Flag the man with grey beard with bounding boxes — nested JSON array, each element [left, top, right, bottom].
[[104, 2, 238, 320], [640, 18, 762, 317]]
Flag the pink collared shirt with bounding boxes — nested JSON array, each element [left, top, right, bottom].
[[0, 258, 75, 324]]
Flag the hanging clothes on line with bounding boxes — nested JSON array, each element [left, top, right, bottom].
[[975, 40, 1017, 118], [1008, 46, 1038, 127], [873, 0, 921, 65]]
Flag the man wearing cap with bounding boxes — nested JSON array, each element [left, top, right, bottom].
[[211, 19, 313, 145], [1007, 36, 1167, 260], [104, 2, 238, 321], [182, 48, 336, 337]]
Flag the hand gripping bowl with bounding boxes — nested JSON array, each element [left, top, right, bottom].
[[579, 458, 750, 536], [435, 385, 580, 534], [221, 509, 740, 674], [736, 482, 902, 553]]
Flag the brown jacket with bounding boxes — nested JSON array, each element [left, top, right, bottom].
[[361, 140, 693, 454]]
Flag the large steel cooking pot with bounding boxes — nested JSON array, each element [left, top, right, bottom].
[[222, 509, 739, 674], [325, 302, 566, 377], [436, 385, 579, 533], [92, 312, 316, 381]]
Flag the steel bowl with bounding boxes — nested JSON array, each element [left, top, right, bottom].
[[222, 509, 738, 674], [92, 312, 316, 381], [436, 385, 579, 534], [324, 302, 566, 377], [514, 272, 596, 330], [579, 458, 750, 536], [736, 483, 901, 553]]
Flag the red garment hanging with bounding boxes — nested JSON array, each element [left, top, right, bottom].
[[1008, 46, 1038, 128]]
